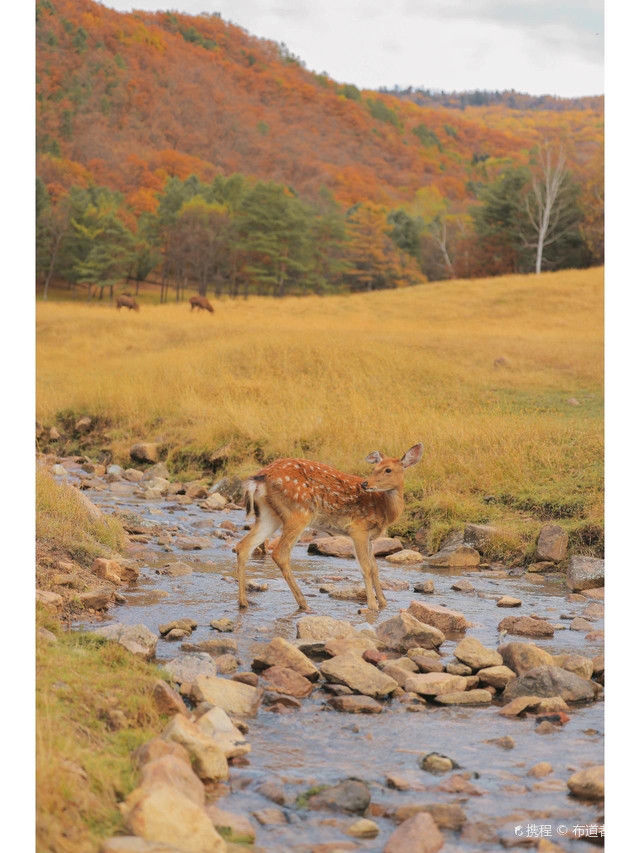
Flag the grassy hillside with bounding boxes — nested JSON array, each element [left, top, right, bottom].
[[36, 267, 603, 557], [36, 0, 603, 210]]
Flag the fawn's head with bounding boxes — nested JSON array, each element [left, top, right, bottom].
[[361, 443, 423, 493]]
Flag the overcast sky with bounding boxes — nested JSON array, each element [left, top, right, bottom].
[[102, 0, 603, 97]]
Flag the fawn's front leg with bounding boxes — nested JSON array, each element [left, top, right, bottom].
[[352, 531, 378, 611]]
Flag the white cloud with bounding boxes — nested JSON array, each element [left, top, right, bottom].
[[101, 0, 603, 96]]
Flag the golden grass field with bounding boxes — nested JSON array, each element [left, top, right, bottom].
[[36, 267, 603, 556]]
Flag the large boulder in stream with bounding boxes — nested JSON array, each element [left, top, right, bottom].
[[566, 556, 605, 591], [502, 666, 599, 703], [384, 812, 444, 853], [376, 611, 444, 652], [320, 653, 398, 699]]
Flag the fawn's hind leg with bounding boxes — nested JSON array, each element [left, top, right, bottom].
[[235, 504, 280, 608], [270, 512, 312, 611]]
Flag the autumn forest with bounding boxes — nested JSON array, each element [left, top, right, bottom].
[[36, 0, 604, 300]]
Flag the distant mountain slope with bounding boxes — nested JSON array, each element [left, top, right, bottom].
[[379, 87, 603, 113], [36, 0, 603, 213]]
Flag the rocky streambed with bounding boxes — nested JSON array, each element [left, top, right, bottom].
[[50, 458, 604, 852]]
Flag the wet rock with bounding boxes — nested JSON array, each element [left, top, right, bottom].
[[325, 584, 367, 602], [425, 544, 480, 568], [159, 561, 193, 577], [413, 580, 434, 594], [502, 666, 599, 703], [324, 635, 378, 657], [252, 636, 320, 680], [384, 812, 444, 852], [308, 779, 371, 814], [451, 579, 475, 593], [536, 696, 571, 713], [123, 785, 225, 852], [297, 615, 358, 642], [437, 773, 484, 795], [185, 482, 208, 500], [76, 589, 114, 610], [206, 804, 256, 843], [308, 536, 356, 558], [164, 653, 217, 684], [528, 761, 553, 777], [130, 443, 160, 464], [486, 735, 515, 749], [570, 616, 593, 631], [583, 601, 604, 620], [209, 618, 235, 632], [376, 611, 445, 652], [420, 753, 454, 774], [404, 672, 467, 696], [582, 587, 604, 600], [320, 653, 398, 699], [192, 675, 263, 716], [498, 695, 542, 716], [252, 806, 287, 825], [175, 536, 212, 551], [535, 720, 557, 734], [261, 665, 314, 698], [232, 671, 259, 687], [263, 692, 301, 712], [411, 655, 444, 674], [566, 555, 604, 591], [552, 653, 594, 680], [567, 765, 604, 799], [346, 817, 379, 838], [257, 779, 288, 805], [391, 803, 466, 831], [327, 693, 383, 713], [196, 707, 249, 759], [162, 714, 228, 782], [433, 689, 492, 705], [454, 636, 502, 670], [182, 637, 237, 656], [51, 463, 68, 477], [385, 549, 423, 564], [476, 665, 516, 690], [497, 596, 522, 607], [497, 615, 555, 637], [372, 537, 404, 556], [159, 619, 197, 637], [152, 681, 189, 716], [527, 560, 555, 573], [536, 524, 569, 562], [498, 642, 554, 675], [408, 600, 469, 634], [213, 653, 238, 674], [123, 468, 144, 482], [380, 663, 418, 690], [200, 493, 227, 510], [93, 623, 157, 660]]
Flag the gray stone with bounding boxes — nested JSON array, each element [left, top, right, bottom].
[[320, 653, 398, 698], [502, 665, 599, 703], [163, 653, 217, 684], [426, 544, 480, 568], [376, 611, 444, 652], [463, 523, 498, 552], [308, 779, 371, 814], [566, 556, 604, 591], [93, 623, 157, 660]]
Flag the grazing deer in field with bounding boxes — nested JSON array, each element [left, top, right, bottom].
[[236, 444, 423, 612], [116, 295, 140, 311], [190, 295, 215, 313]]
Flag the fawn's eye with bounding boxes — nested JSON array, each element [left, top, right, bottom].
[[385, 467, 392, 473]]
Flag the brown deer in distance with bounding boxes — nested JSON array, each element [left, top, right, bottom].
[[190, 295, 215, 313], [116, 295, 140, 311], [236, 443, 423, 612]]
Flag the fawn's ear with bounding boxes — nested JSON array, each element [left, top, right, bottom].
[[365, 451, 383, 464], [401, 443, 423, 468]]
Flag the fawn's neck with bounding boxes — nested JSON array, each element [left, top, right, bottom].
[[378, 487, 404, 526]]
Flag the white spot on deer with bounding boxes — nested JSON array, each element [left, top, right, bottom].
[[293, 479, 298, 485], [285, 476, 290, 482]]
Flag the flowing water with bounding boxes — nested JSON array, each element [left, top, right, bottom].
[[61, 463, 603, 851]]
